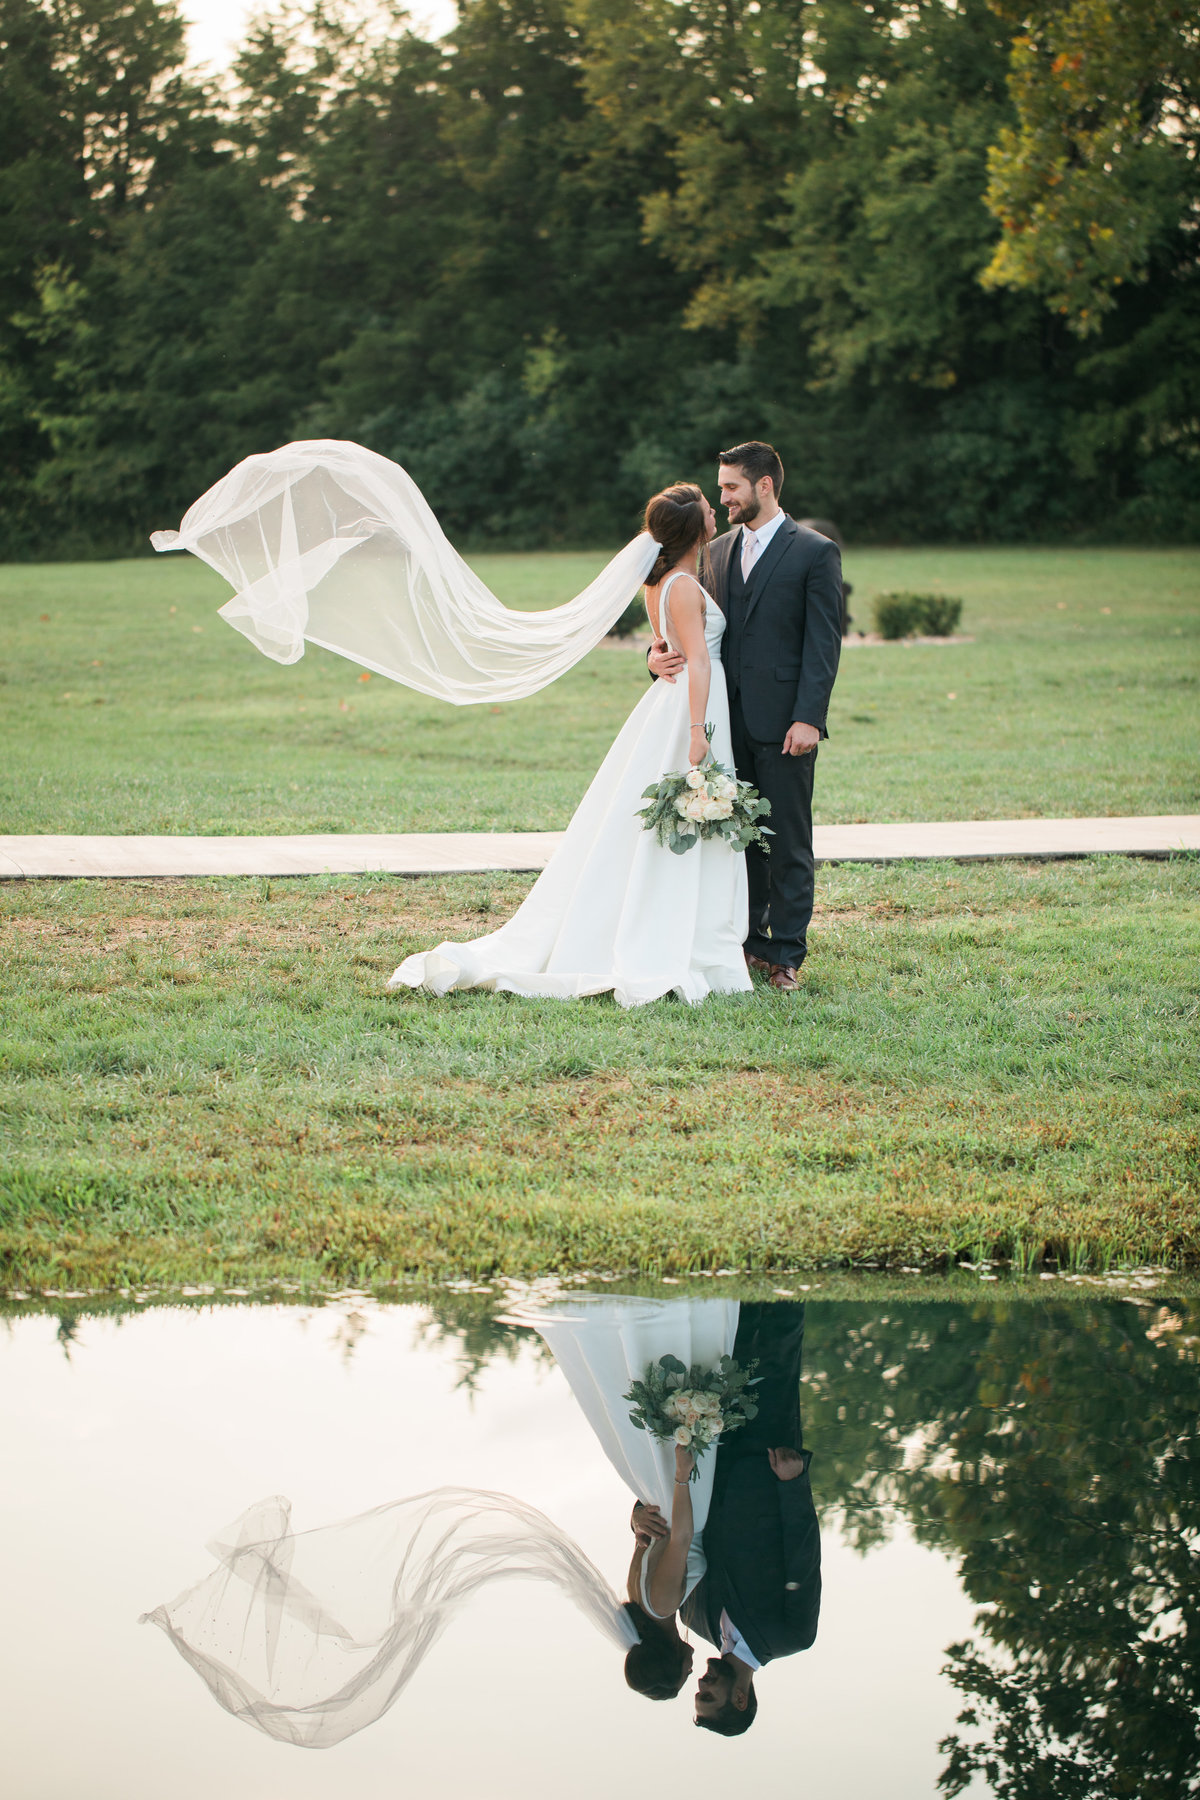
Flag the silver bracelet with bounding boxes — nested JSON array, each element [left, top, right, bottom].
[[690, 721, 706, 729]]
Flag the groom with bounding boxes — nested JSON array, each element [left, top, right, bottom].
[[649, 443, 843, 991], [680, 1301, 821, 1736]]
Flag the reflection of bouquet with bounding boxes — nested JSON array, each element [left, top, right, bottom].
[[625, 1353, 759, 1479], [636, 726, 773, 857]]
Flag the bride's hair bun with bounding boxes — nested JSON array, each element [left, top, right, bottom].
[[620, 1600, 693, 1701], [644, 483, 708, 587]]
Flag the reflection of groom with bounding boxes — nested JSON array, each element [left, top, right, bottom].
[[680, 1301, 821, 1736], [649, 442, 843, 992]]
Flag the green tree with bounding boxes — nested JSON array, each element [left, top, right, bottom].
[[0, 0, 217, 552], [982, 0, 1199, 332]]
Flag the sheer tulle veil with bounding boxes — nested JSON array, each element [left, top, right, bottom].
[[151, 439, 660, 703], [140, 1488, 639, 1749]]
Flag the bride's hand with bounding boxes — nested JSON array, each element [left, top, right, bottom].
[[688, 723, 709, 767], [674, 1443, 696, 1482]]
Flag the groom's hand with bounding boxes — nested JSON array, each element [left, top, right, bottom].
[[648, 639, 686, 683], [783, 721, 819, 756], [631, 1500, 668, 1540], [768, 1447, 808, 1482]]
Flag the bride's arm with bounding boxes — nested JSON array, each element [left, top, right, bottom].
[[644, 1444, 696, 1615], [666, 578, 711, 768], [627, 1537, 650, 1605]]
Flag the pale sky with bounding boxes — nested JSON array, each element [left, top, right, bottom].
[[177, 0, 457, 69]]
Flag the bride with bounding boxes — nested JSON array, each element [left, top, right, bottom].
[[389, 483, 751, 1007], [152, 444, 752, 1009]]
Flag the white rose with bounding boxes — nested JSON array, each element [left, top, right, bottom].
[[663, 1394, 682, 1417], [701, 797, 733, 820], [685, 794, 708, 821], [685, 768, 706, 790], [709, 1415, 724, 1434], [673, 1426, 692, 1446], [714, 776, 738, 801]]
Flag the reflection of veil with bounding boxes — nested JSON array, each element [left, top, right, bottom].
[[141, 1488, 637, 1748], [151, 440, 659, 701]]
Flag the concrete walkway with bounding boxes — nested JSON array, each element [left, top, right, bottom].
[[1, 817, 1196, 879]]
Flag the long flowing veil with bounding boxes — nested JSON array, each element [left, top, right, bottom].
[[140, 1487, 638, 1749], [151, 439, 659, 703]]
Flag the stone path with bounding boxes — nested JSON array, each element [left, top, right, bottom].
[[1, 817, 1196, 879]]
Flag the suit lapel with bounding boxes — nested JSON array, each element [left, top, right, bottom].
[[709, 532, 737, 610], [742, 515, 797, 625]]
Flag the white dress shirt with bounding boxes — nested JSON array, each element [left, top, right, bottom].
[[719, 1608, 762, 1671], [739, 507, 787, 583]]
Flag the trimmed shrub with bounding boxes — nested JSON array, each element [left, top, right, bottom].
[[608, 598, 648, 638], [873, 593, 924, 638], [919, 595, 964, 636], [872, 593, 963, 638]]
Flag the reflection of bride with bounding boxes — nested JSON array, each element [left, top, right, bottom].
[[140, 1488, 637, 1749], [505, 1294, 740, 1700]]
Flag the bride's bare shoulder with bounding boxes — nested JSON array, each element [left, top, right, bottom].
[[663, 571, 707, 605]]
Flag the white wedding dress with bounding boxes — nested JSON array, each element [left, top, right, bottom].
[[390, 574, 751, 1007], [505, 1294, 740, 1610]]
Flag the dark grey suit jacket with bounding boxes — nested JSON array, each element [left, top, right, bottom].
[[711, 516, 843, 744], [679, 1448, 821, 1666]]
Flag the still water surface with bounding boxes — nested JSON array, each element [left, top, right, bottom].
[[2, 1290, 1196, 1798]]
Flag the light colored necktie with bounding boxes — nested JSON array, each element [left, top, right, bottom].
[[740, 529, 758, 584]]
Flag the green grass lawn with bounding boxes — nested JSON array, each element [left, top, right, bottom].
[[2, 547, 1197, 1290], [2, 857, 1196, 1289], [1, 547, 1197, 834]]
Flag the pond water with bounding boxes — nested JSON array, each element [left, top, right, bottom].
[[2, 1289, 1196, 1799]]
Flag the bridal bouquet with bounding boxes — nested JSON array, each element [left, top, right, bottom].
[[625, 1353, 759, 1479], [636, 727, 772, 856]]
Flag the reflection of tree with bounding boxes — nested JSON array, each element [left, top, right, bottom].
[[412, 1295, 553, 1393], [804, 1301, 1200, 1799]]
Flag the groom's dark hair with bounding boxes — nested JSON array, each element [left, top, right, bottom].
[[719, 441, 784, 497]]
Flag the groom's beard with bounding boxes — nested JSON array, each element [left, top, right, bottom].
[[728, 495, 762, 526]]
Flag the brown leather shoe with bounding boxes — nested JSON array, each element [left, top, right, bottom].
[[745, 952, 771, 975], [768, 964, 800, 991]]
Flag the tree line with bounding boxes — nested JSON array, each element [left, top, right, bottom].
[[1, 0, 1195, 557]]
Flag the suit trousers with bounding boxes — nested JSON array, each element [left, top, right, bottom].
[[728, 691, 818, 969]]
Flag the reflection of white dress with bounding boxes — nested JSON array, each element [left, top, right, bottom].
[[389, 575, 751, 1008], [506, 1295, 740, 1610]]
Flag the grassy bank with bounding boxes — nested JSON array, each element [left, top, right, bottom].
[[1, 547, 1197, 835], [2, 857, 1196, 1289]]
